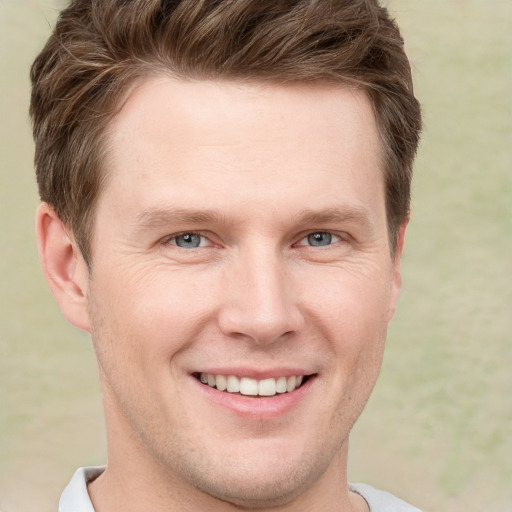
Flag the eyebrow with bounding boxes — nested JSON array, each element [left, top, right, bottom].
[[293, 206, 373, 229], [134, 207, 227, 229], [133, 205, 373, 231]]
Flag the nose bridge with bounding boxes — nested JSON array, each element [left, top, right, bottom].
[[218, 241, 303, 344]]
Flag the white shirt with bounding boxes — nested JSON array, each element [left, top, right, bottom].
[[59, 466, 423, 512]]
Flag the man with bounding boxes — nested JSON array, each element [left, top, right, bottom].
[[30, 1, 422, 510]]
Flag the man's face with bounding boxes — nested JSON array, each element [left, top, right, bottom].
[[84, 78, 403, 506]]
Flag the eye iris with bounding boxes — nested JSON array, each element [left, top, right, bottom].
[[176, 233, 201, 248], [308, 232, 332, 247]]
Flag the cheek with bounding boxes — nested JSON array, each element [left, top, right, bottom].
[[304, 265, 393, 338], [89, 267, 215, 366], [305, 268, 391, 393]]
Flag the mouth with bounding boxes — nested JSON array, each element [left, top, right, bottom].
[[193, 372, 313, 397]]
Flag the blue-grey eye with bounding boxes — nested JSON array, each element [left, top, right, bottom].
[[174, 233, 202, 248], [307, 232, 333, 247]]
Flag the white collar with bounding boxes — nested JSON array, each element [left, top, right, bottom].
[[58, 466, 105, 512]]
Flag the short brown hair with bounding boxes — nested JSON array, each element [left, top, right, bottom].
[[30, 0, 421, 264]]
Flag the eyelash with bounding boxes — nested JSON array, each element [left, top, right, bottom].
[[165, 232, 212, 249], [295, 231, 343, 248], [163, 230, 346, 249]]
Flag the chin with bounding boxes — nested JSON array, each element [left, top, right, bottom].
[[176, 442, 331, 509], [194, 468, 314, 509]]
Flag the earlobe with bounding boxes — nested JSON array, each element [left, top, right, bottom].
[[35, 202, 91, 332], [388, 221, 408, 321]]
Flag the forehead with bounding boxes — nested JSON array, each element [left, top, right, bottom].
[[101, 77, 384, 221], [108, 77, 380, 155]]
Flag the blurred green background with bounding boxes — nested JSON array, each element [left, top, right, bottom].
[[0, 1, 510, 511]]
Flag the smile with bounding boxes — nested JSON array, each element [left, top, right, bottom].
[[196, 373, 308, 397]]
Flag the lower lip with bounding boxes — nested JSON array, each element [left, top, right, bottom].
[[191, 376, 315, 419]]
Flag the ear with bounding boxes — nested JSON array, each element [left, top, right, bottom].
[[387, 220, 408, 321], [35, 202, 91, 332]]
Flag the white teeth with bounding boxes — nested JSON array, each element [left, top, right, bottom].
[[240, 377, 259, 396], [215, 375, 227, 391], [276, 376, 287, 393], [258, 378, 276, 396], [199, 373, 306, 396], [227, 375, 240, 393]]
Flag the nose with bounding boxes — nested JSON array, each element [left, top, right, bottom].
[[217, 245, 305, 345]]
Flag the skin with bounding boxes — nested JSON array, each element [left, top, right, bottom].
[[37, 78, 406, 511]]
